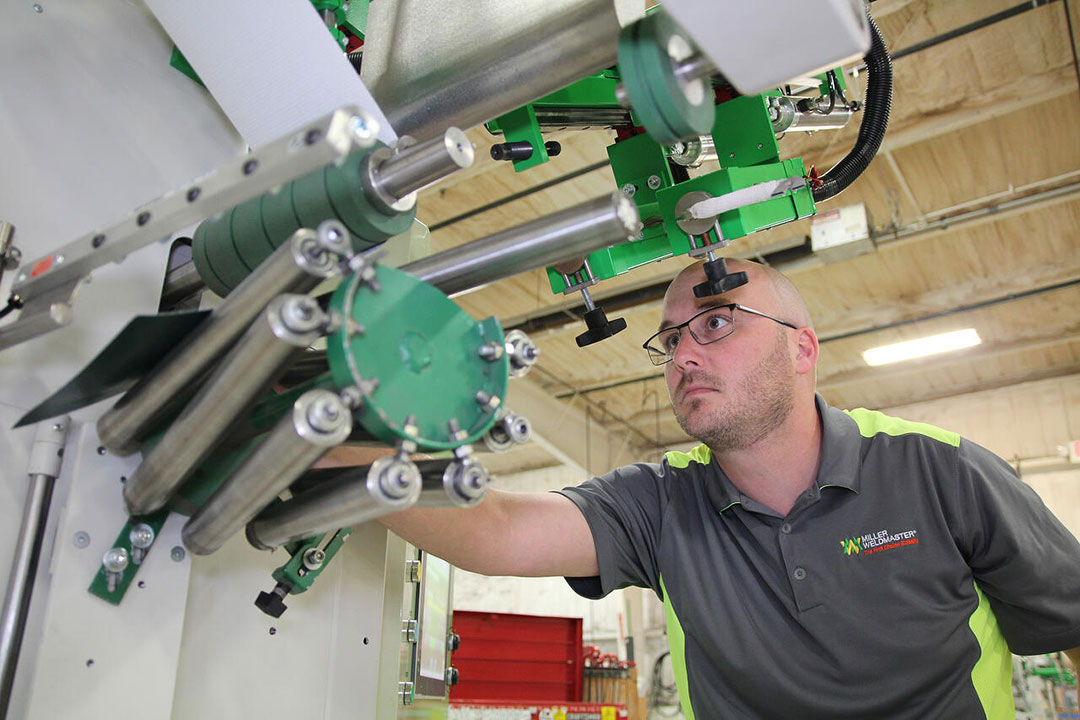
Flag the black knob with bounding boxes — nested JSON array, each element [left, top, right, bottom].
[[446, 666, 460, 687], [448, 632, 461, 652], [575, 306, 627, 347], [692, 257, 748, 299], [490, 141, 534, 162], [254, 581, 291, 618]]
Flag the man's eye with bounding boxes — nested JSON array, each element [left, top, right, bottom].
[[662, 333, 680, 351], [706, 314, 729, 331]]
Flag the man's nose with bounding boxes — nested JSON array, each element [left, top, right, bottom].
[[671, 329, 703, 369]]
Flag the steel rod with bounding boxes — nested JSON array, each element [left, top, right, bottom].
[[370, 128, 475, 202], [123, 295, 328, 516], [0, 419, 68, 720], [402, 191, 641, 296], [247, 455, 424, 550], [182, 390, 352, 555], [98, 226, 347, 456]]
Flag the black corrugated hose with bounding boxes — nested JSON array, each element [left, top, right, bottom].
[[812, 13, 892, 203]]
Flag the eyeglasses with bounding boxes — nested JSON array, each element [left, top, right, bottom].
[[642, 304, 798, 366]]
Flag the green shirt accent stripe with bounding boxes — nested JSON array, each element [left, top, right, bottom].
[[666, 445, 712, 469], [659, 574, 696, 720], [968, 583, 1015, 719], [844, 408, 961, 447]]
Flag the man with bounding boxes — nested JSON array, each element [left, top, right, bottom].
[[382, 259, 1080, 718]]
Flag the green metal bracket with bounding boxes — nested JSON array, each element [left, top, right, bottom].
[[273, 528, 352, 595], [494, 105, 549, 172], [88, 509, 170, 605], [658, 159, 814, 253], [711, 94, 782, 168], [487, 71, 623, 173], [342, 0, 369, 38]]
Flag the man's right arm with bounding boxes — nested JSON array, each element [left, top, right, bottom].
[[378, 488, 599, 578]]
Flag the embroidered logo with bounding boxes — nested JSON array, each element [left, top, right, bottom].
[[840, 528, 919, 557], [840, 537, 862, 555]]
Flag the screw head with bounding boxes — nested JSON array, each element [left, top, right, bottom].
[[621, 183, 637, 197], [647, 175, 662, 190], [91, 234, 106, 248], [54, 254, 64, 265], [243, 159, 258, 175], [170, 546, 186, 562], [73, 531, 90, 548], [129, 523, 155, 549], [102, 547, 129, 573], [186, 187, 201, 203], [32, 3, 42, 12], [136, 211, 151, 226]]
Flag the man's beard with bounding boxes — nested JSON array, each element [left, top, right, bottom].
[[671, 331, 795, 453]]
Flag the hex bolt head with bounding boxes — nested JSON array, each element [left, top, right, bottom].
[[302, 548, 326, 570]]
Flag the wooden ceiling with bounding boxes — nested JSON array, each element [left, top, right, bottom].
[[415, 0, 1080, 474]]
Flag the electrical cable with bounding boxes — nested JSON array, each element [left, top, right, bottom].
[[0, 294, 23, 320], [648, 650, 683, 717], [812, 12, 892, 203]]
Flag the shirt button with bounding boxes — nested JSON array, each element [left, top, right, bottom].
[[781, 523, 792, 534], [793, 567, 807, 581]]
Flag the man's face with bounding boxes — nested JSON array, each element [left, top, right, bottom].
[[661, 267, 796, 452]]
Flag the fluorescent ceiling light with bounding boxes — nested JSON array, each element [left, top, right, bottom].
[[862, 328, 981, 366]]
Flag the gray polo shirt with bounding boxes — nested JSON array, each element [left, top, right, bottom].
[[557, 394, 1080, 719]]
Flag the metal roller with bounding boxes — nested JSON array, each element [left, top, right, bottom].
[[402, 191, 642, 296], [372, 0, 621, 141], [481, 412, 532, 453], [123, 295, 329, 516], [413, 456, 490, 509], [181, 390, 352, 555], [247, 453, 422, 550], [97, 224, 348, 456], [191, 128, 472, 297]]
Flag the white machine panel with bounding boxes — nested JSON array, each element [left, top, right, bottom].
[[20, 424, 192, 719]]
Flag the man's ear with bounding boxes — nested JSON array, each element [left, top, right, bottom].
[[793, 327, 819, 375]]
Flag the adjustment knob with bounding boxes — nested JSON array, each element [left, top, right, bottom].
[[575, 306, 627, 347], [692, 257, 748, 298]]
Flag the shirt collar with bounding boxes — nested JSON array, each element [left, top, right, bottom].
[[704, 393, 861, 513]]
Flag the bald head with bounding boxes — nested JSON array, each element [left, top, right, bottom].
[[664, 259, 812, 330]]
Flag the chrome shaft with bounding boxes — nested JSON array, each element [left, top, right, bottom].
[[402, 192, 641, 296], [247, 454, 422, 550], [182, 390, 352, 555], [123, 295, 329, 516], [97, 226, 347, 456], [0, 419, 68, 720]]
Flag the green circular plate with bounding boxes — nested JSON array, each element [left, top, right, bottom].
[[326, 265, 508, 450], [618, 11, 714, 145]]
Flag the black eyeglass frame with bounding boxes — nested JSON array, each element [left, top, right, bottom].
[[641, 303, 799, 366]]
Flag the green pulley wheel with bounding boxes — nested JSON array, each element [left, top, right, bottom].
[[617, 10, 714, 145], [326, 264, 508, 451]]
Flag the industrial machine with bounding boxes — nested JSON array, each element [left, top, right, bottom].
[[0, 1, 889, 718]]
